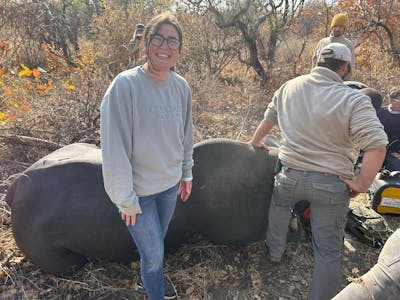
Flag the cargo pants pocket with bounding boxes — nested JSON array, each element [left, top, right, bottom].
[[273, 171, 298, 206]]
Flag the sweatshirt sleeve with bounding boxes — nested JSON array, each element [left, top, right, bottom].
[[100, 75, 142, 215], [264, 88, 280, 125], [350, 96, 388, 152], [181, 86, 194, 180], [344, 38, 356, 74], [312, 40, 323, 68]]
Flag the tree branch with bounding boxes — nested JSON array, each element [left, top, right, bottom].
[[0, 135, 61, 151]]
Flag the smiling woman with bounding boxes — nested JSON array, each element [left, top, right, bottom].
[[142, 13, 183, 80], [100, 12, 193, 300]]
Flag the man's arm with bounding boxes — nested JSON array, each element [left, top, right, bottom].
[[341, 146, 386, 197], [249, 118, 275, 150]]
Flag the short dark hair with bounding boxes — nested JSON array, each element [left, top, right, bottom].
[[143, 12, 183, 52], [359, 87, 383, 112], [317, 57, 347, 72]]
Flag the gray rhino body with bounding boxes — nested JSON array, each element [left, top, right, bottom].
[[6, 139, 277, 275]]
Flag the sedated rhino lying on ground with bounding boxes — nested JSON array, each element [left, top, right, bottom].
[[6, 138, 278, 275]]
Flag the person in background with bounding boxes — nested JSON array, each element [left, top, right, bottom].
[[351, 87, 384, 169], [359, 87, 383, 113], [100, 12, 194, 300], [249, 43, 387, 300], [332, 228, 400, 300], [377, 86, 400, 171], [127, 23, 145, 68], [312, 13, 355, 80]]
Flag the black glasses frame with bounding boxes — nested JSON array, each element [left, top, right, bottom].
[[150, 34, 180, 50]]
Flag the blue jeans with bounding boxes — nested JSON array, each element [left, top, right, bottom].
[[332, 228, 400, 300], [127, 183, 179, 300], [266, 166, 350, 300]]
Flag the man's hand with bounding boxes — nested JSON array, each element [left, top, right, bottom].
[[249, 140, 269, 150], [339, 177, 361, 198], [248, 119, 275, 151], [340, 146, 386, 198], [178, 180, 192, 202]]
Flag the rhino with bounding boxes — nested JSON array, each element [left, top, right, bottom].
[[6, 138, 277, 275]]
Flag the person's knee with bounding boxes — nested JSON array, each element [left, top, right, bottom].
[[388, 161, 400, 171], [312, 237, 342, 264], [384, 155, 400, 171], [143, 252, 164, 272], [147, 258, 163, 273]]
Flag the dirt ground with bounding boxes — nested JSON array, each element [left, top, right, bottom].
[[1, 156, 399, 300]]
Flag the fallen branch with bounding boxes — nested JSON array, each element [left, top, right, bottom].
[[0, 135, 61, 151], [0, 158, 31, 168]]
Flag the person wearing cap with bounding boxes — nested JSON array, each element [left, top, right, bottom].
[[127, 23, 145, 68], [377, 86, 400, 171], [359, 87, 384, 113], [312, 13, 355, 80], [249, 42, 387, 300]]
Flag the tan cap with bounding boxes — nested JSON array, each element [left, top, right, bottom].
[[319, 43, 351, 64]]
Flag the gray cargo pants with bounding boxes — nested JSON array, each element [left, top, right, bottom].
[[332, 228, 400, 300], [266, 166, 350, 300]]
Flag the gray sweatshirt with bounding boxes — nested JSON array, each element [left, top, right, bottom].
[[100, 66, 194, 215], [312, 34, 355, 78], [264, 67, 387, 178]]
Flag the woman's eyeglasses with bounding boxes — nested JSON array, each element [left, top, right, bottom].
[[150, 34, 180, 50]]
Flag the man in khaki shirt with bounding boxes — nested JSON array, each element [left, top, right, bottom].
[[250, 43, 387, 300]]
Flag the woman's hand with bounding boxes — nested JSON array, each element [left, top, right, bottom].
[[120, 211, 140, 226], [178, 180, 192, 202]]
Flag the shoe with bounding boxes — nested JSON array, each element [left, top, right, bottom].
[[289, 215, 299, 232], [263, 240, 281, 263], [135, 278, 146, 294], [163, 277, 178, 300], [268, 255, 282, 263], [135, 277, 177, 299]]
